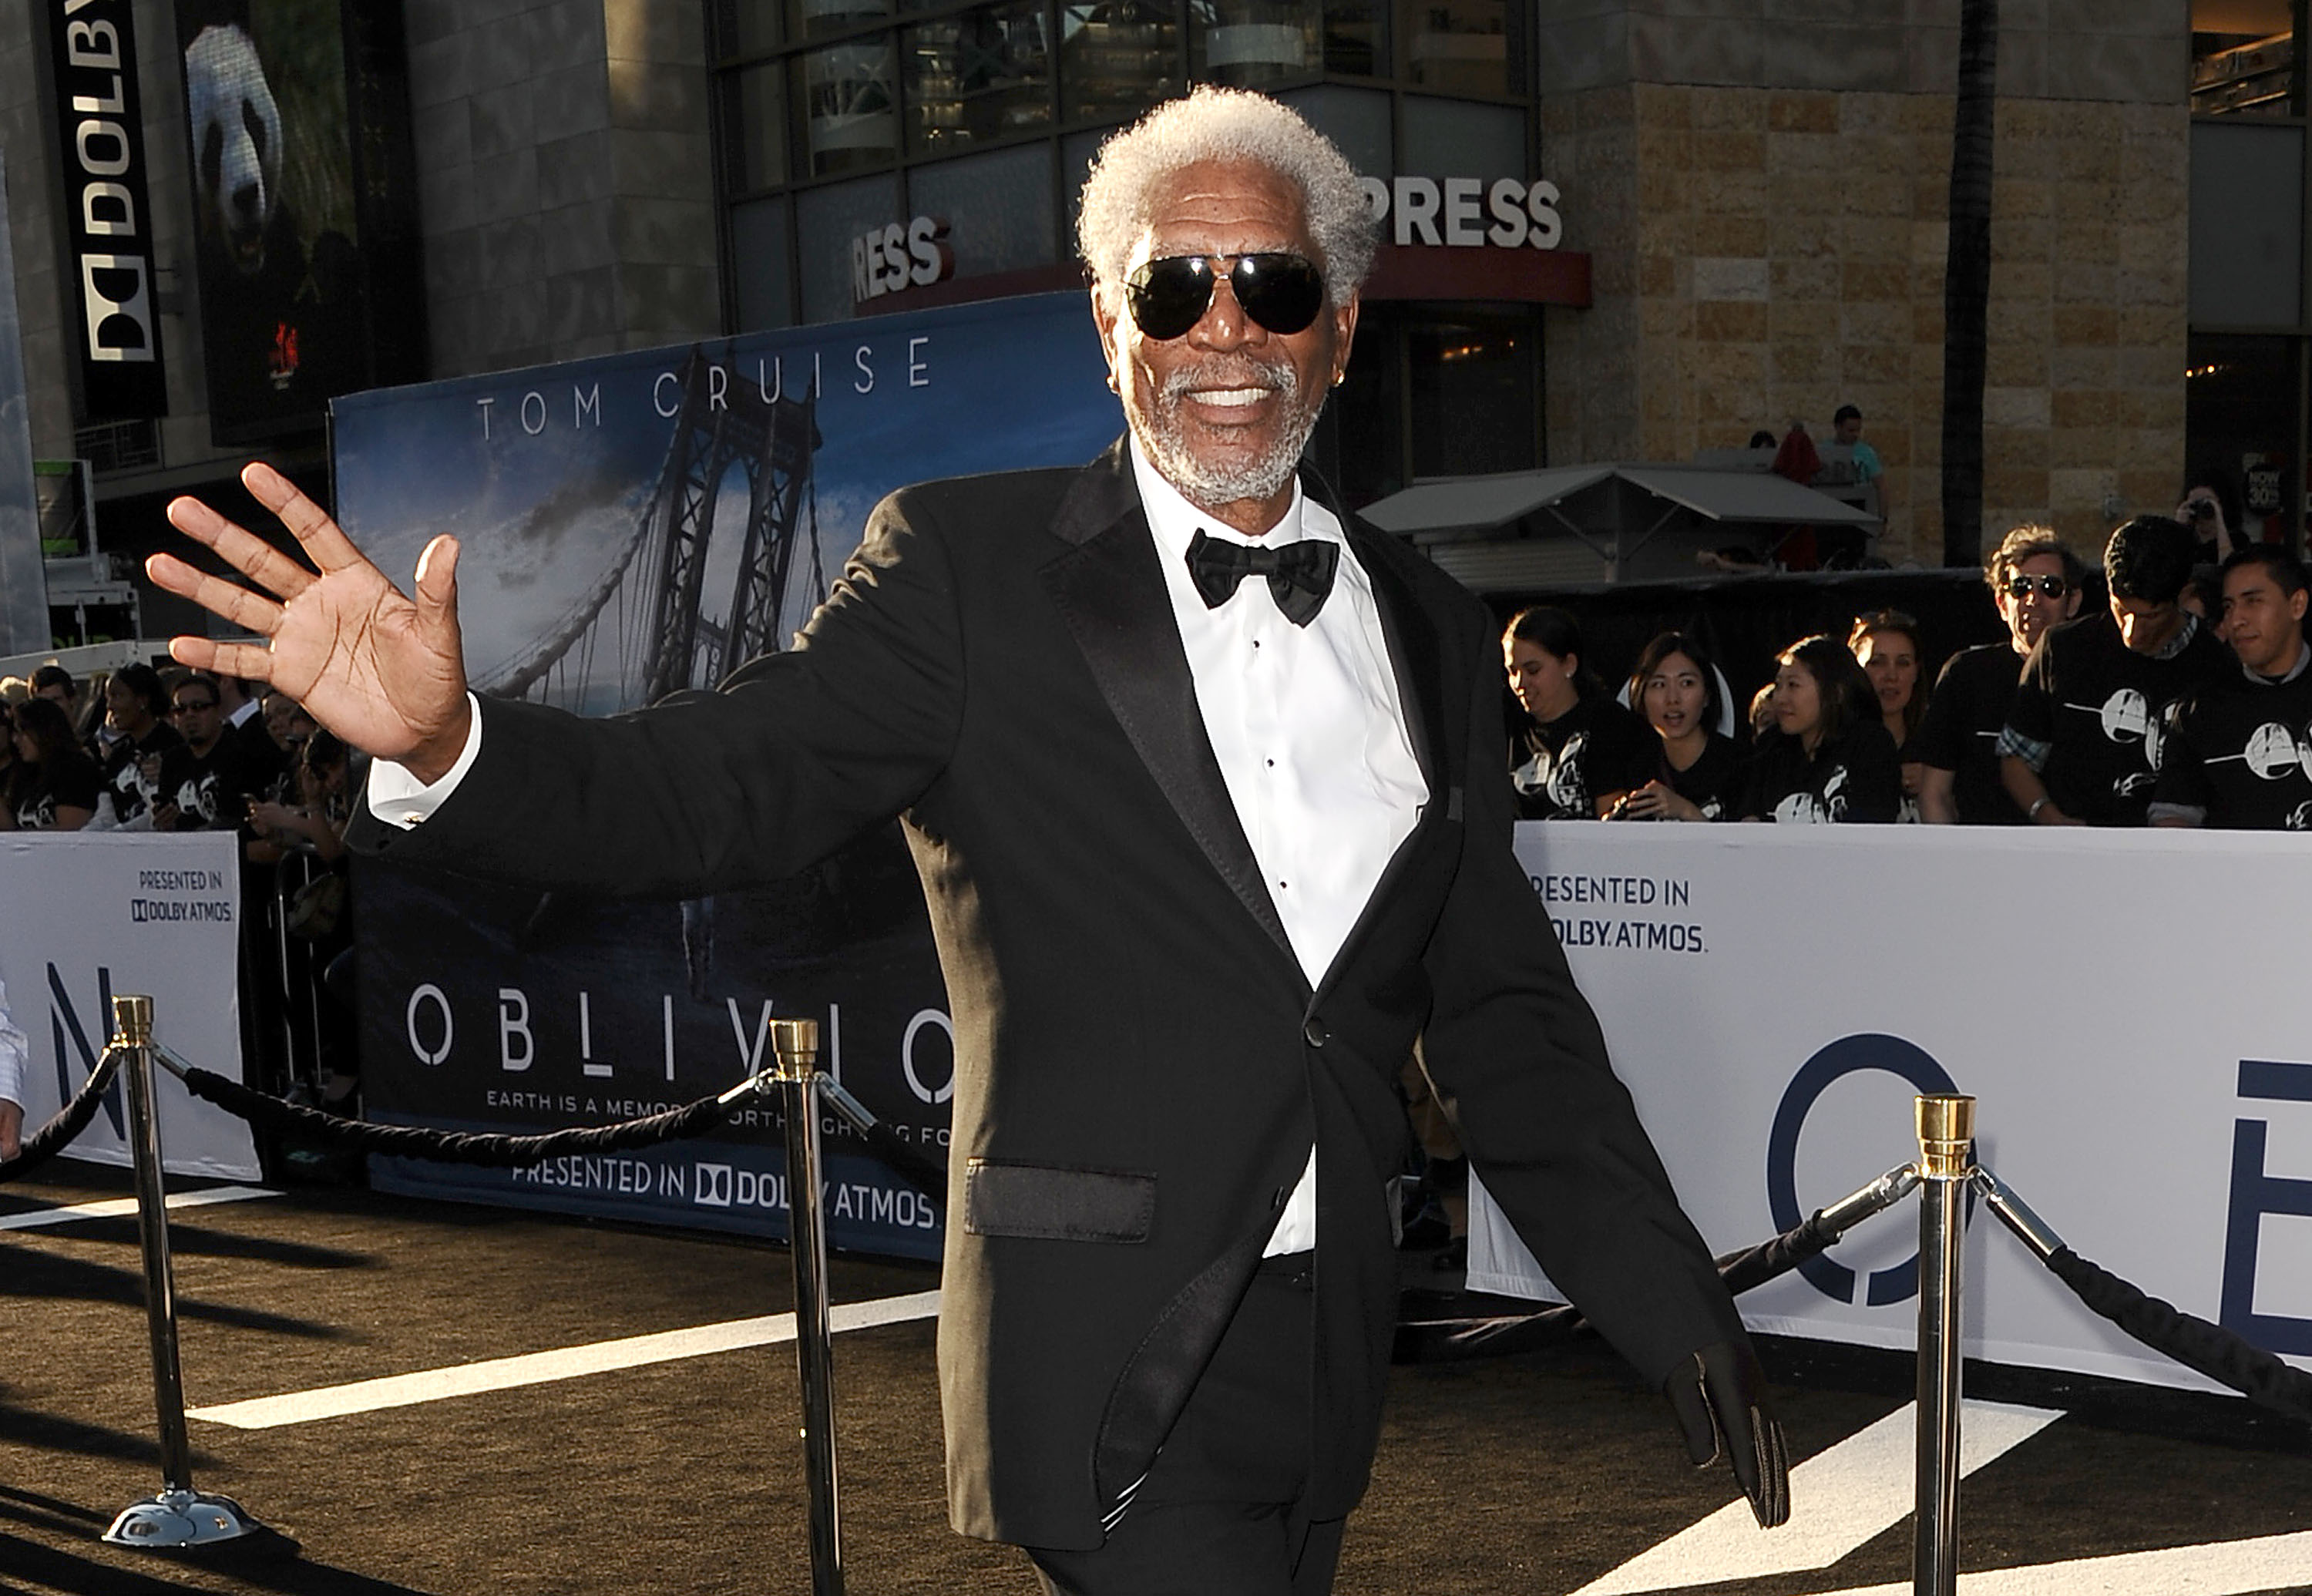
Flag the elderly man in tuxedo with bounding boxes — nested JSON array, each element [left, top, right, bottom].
[[153, 87, 1786, 1596]]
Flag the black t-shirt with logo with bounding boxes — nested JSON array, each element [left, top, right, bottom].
[[1652, 731, 1749, 822], [1511, 693, 1661, 819], [1740, 721, 1903, 823], [2153, 664, 2312, 829], [1911, 643, 2028, 825], [12, 751, 101, 829], [161, 738, 254, 831], [2004, 612, 2230, 826], [99, 722, 189, 825]]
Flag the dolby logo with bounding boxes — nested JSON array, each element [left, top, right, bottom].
[[694, 1163, 733, 1207]]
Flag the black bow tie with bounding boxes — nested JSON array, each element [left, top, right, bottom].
[[1184, 529, 1339, 627]]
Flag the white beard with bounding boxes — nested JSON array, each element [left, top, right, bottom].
[[1138, 355, 1322, 508]]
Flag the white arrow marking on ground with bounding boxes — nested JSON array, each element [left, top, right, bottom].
[[0, 1184, 280, 1231], [1806, 1529, 2312, 1594], [187, 1289, 943, 1429], [1572, 1398, 2062, 1595]]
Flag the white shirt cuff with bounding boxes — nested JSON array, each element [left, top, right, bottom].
[[365, 694, 485, 830]]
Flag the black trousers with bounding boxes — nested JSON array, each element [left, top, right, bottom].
[[1026, 1255, 1346, 1596]]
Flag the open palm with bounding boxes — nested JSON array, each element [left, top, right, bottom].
[[151, 462, 472, 779]]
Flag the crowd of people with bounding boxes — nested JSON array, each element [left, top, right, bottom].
[[0, 661, 361, 1105], [1506, 509, 2312, 831]]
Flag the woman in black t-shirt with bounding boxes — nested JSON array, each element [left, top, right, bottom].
[[1742, 636, 1902, 823], [1848, 610, 1929, 822], [1503, 606, 1659, 819], [4, 697, 100, 831], [1612, 631, 1746, 822]]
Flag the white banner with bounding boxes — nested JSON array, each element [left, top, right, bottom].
[[1, 832, 258, 1179], [1470, 823, 2312, 1394]]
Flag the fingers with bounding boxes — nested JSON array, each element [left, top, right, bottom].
[[242, 462, 371, 574], [166, 636, 278, 683], [166, 494, 318, 602], [1666, 1352, 1722, 1467], [146, 553, 287, 638], [414, 535, 464, 647]]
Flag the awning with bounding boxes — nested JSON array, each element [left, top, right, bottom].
[[1360, 463, 1876, 538]]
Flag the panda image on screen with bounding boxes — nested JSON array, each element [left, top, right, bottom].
[[181, 0, 366, 435]]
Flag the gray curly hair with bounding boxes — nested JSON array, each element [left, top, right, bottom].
[[1077, 87, 1376, 309]]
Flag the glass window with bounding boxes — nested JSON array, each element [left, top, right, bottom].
[[1279, 83, 1391, 178], [796, 174, 902, 323], [710, 0, 785, 60], [2186, 334, 2301, 553], [721, 60, 790, 193], [1406, 0, 1521, 99], [2189, 120, 2304, 327], [796, 0, 895, 41], [906, 2, 1054, 153], [1062, 126, 1111, 236], [1322, 0, 1386, 77], [1059, 1, 1183, 125], [1400, 94, 1524, 183], [731, 196, 796, 329], [909, 143, 1058, 274], [2191, 0, 2301, 118], [799, 38, 900, 176], [1188, 0, 1322, 89], [1408, 307, 1538, 478]]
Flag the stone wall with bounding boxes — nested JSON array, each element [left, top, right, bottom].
[[403, 0, 720, 378], [1536, 0, 2191, 564]]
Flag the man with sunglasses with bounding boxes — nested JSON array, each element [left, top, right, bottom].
[[1914, 526, 2085, 822], [1999, 514, 2230, 826], [149, 86, 1782, 1594], [153, 673, 254, 832]]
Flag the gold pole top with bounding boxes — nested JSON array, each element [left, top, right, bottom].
[[768, 1017, 821, 1082], [110, 994, 154, 1047], [1915, 1093, 1975, 1178]]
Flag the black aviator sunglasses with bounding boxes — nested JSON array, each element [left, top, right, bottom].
[[1125, 253, 1326, 341], [2005, 574, 2071, 600]]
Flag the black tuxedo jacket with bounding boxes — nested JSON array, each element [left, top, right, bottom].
[[352, 438, 1743, 1550]]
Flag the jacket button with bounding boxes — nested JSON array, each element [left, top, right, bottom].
[[1302, 1017, 1329, 1047]]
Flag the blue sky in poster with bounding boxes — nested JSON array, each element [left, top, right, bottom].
[[331, 293, 1121, 710]]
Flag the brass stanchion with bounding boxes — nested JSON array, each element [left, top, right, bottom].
[[1912, 1094, 1974, 1596], [101, 995, 267, 1550], [771, 1017, 845, 1596]]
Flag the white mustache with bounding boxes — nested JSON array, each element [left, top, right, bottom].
[[1161, 359, 1296, 405]]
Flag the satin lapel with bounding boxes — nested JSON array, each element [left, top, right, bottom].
[[1041, 443, 1299, 970]]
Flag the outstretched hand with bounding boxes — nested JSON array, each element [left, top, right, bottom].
[[151, 463, 472, 782], [1665, 1339, 1792, 1527]]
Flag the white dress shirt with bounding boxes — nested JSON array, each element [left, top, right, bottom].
[[370, 443, 1433, 1253], [1130, 441, 1429, 1253]]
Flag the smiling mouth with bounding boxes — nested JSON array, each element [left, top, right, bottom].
[[1186, 387, 1272, 408]]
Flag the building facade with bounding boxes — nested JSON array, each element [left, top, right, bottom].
[[1, 0, 2302, 648]]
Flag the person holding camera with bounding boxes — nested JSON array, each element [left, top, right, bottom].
[[2178, 486, 2244, 566]]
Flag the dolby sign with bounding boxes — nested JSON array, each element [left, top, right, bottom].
[[40, 0, 167, 418]]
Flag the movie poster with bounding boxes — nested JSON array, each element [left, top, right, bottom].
[[177, 0, 416, 442], [335, 293, 1122, 1256]]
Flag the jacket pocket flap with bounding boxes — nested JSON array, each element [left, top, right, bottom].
[[963, 1159, 1155, 1243]]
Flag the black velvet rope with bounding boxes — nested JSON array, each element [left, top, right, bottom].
[[851, 1119, 948, 1201], [2046, 1246, 2312, 1427], [176, 1067, 741, 1168], [1396, 1208, 1843, 1363], [0, 1049, 127, 1185]]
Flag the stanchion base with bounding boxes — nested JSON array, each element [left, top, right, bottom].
[[103, 1490, 267, 1549]]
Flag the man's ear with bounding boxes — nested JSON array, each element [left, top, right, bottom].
[[2292, 585, 2310, 624], [1090, 286, 1123, 395], [1330, 291, 1360, 385]]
